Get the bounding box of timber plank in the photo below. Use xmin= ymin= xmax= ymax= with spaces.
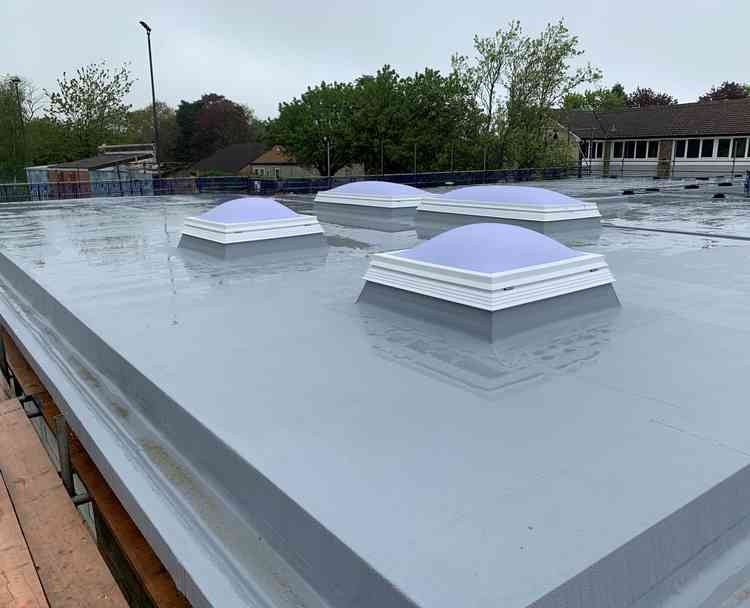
xmin=0 ymin=470 xmax=49 ymax=608
xmin=1 ymin=332 xmax=45 ymax=397
xmin=73 ymin=451 xmax=190 ymax=608
xmin=0 ymin=399 xmax=128 ymax=607
xmin=1 ymin=332 xmax=189 ymax=607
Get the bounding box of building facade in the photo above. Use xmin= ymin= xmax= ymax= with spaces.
xmin=557 ymin=98 xmax=750 ymax=177
xmin=246 ymin=145 xmax=364 ymax=179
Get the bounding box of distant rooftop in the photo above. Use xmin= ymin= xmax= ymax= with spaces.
xmin=557 ymin=97 xmax=750 ymax=139
xmin=49 ymin=152 xmax=153 ymax=170
xmin=190 ymin=142 xmax=266 ymax=173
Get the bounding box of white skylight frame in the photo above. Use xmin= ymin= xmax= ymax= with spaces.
xmin=315 ymin=191 xmax=427 ymax=209
xmin=182 ymin=215 xmax=323 ymax=244
xmin=363 ymin=250 xmax=614 ymax=311
xmin=417 ymin=196 xmax=601 ymax=221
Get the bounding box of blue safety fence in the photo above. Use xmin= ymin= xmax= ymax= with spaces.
xmin=1 ymin=165 xmax=579 ymax=203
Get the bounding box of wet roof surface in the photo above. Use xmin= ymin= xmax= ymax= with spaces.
xmin=2 ymin=176 xmax=750 ymax=607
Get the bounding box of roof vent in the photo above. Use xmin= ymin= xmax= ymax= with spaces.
xmin=179 ymin=197 xmax=324 ymax=257
xmin=315 ymin=181 xmax=427 ymax=209
xmin=359 ymin=223 xmax=617 ymax=339
xmin=417 ymin=185 xmax=600 ymax=227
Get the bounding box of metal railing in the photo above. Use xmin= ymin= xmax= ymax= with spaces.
xmin=0 ymin=165 xmax=582 ymax=203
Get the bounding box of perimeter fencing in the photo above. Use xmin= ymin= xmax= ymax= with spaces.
xmin=0 ymin=165 xmax=580 ymax=203
xmin=2 ymin=163 xmax=747 ymax=203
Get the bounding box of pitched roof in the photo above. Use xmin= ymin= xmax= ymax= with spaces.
xmin=557 ymin=98 xmax=750 ymax=140
xmin=50 ymin=153 xmax=152 ymax=170
xmin=191 ymin=142 xmax=266 ymax=173
xmin=250 ymin=145 xmax=297 ymax=165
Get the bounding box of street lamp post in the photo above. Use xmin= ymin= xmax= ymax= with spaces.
xmin=139 ymin=20 xmax=160 ymax=169
xmin=9 ymin=77 xmax=25 ymax=180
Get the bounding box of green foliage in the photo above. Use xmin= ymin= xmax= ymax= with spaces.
xmin=175 ymin=94 xmax=260 ymax=164
xmin=122 ymin=101 xmax=178 ymax=162
xmin=45 ymin=62 xmax=135 ymax=158
xmin=266 ymin=80 xmax=358 ymax=175
xmin=563 ymin=84 xmax=626 ymax=112
xmin=453 ymin=19 xmax=601 ymax=168
xmin=267 ymin=65 xmax=484 ymax=175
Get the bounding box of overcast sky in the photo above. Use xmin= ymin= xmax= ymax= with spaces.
xmin=3 ymin=0 xmax=749 ymax=119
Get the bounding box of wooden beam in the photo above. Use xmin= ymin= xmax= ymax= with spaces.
xmin=0 ymin=470 xmax=49 ymax=608
xmin=1 ymin=329 xmax=190 ymax=608
xmin=1 ymin=330 xmax=45 ymax=397
xmin=0 ymin=398 xmax=128 ymax=607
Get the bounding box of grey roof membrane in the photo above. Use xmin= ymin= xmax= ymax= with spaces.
xmin=1 ymin=178 xmax=750 ymax=608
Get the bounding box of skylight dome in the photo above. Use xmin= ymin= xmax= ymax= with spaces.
xmin=315 ymin=180 xmax=428 ymax=208
xmin=179 ymin=197 xmax=323 ymax=254
xmin=360 ymin=224 xmax=616 ymax=330
xmin=396 ymin=223 xmax=579 ymax=273
xmin=417 ymin=185 xmax=600 ymax=222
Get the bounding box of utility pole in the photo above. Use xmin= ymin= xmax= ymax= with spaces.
xmin=380 ymin=140 xmax=384 ymax=176
xmin=139 ymin=21 xmax=161 ymax=170
xmin=326 ymin=137 xmax=331 ymax=185
xmin=10 ymin=77 xmax=25 ymax=180
xmin=413 ymin=143 xmax=417 ymax=183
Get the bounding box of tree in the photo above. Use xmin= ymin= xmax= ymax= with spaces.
xmin=124 ymin=102 xmax=178 ymax=162
xmin=0 ymin=75 xmax=47 ymax=181
xmin=453 ymin=20 xmax=600 ymax=168
xmin=699 ymin=81 xmax=750 ymax=102
xmin=45 ymin=62 xmax=134 ymax=158
xmin=451 ymin=21 xmax=522 ymax=135
xmin=266 ymin=81 xmax=357 ymax=175
xmin=174 ymin=94 xmax=259 ymax=164
xmin=563 ymin=84 xmax=626 ymax=112
xmin=624 ymin=87 xmax=677 ymax=107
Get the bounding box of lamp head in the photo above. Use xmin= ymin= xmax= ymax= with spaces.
xmin=139 ymin=20 xmax=151 ymax=33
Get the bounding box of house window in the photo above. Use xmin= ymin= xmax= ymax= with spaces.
xmin=274 ymin=167 xmax=281 ymax=179
xmin=686 ymin=139 xmax=700 ymax=158
xmin=700 ymin=139 xmax=714 ymax=158
xmin=635 ymin=141 xmax=647 ymax=158
xmin=648 ymin=141 xmax=659 ymax=158
xmin=675 ymin=140 xmax=686 ymax=157
xmin=716 ymin=139 xmax=731 ymax=158
xmin=624 ymin=141 xmax=636 ymax=158
xmin=595 ymin=142 xmax=603 ymax=159
xmin=733 ymin=138 xmax=748 ymax=158
xmin=613 ymin=141 xmax=623 ymax=158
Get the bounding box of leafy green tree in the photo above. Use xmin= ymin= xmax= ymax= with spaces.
xmin=0 ymin=75 xmax=46 ymax=180
xmin=351 ymin=66 xmax=404 ymax=173
xmin=45 ymin=62 xmax=135 ymax=158
xmin=124 ymin=101 xmax=178 ymax=162
xmin=267 ymin=81 xmax=357 ymax=175
xmin=563 ymin=84 xmax=626 ymax=112
xmin=452 ymin=20 xmax=600 ymax=168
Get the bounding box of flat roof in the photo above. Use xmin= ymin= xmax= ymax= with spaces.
xmin=1 ymin=178 xmax=750 ymax=607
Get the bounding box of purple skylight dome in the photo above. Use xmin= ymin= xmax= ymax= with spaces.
xmin=197 ymin=197 xmax=299 ymax=224
xmin=396 ymin=223 xmax=582 ymax=273
xmin=442 ymin=185 xmax=587 ymax=208
xmin=326 ymin=181 xmax=425 ymax=196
